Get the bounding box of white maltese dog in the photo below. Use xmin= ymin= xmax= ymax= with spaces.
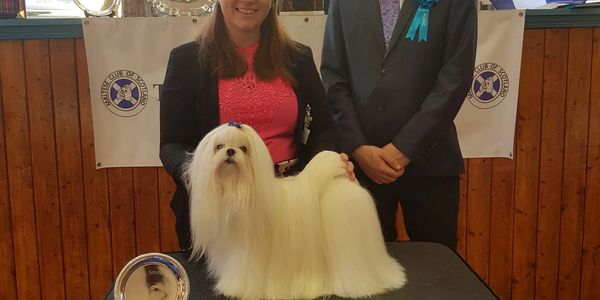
xmin=186 ymin=123 xmax=406 ymax=300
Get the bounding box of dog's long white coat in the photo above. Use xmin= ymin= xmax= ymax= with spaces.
xmin=187 ymin=124 xmax=406 ymax=299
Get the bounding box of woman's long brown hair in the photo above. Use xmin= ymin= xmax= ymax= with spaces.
xmin=196 ymin=0 xmax=301 ymax=85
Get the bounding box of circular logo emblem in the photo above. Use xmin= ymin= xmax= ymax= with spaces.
xmin=101 ymin=70 xmax=148 ymax=117
xmin=467 ymin=63 xmax=509 ymax=109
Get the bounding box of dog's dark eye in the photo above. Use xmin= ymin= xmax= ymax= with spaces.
xmin=216 ymin=144 xmax=224 ymax=150
xmin=240 ymin=146 xmax=247 ymax=153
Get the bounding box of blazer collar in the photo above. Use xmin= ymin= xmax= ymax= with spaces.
xmin=367 ymin=0 xmax=386 ymax=56
xmin=207 ymin=75 xmax=220 ymax=128
xmin=385 ymin=0 xmax=418 ymax=58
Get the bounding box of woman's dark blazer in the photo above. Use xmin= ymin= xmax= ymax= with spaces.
xmin=159 ymin=41 xmax=339 ymax=249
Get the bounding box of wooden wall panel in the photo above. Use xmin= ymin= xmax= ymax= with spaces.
xmin=395 ymin=206 xmax=410 ymax=241
xmin=158 ymin=168 xmax=180 ymax=253
xmin=557 ymin=28 xmax=593 ymax=300
xmin=108 ymin=168 xmax=136 ymax=276
xmin=49 ymin=39 xmax=91 ymax=300
xmin=0 ymin=40 xmax=42 ymax=300
xmin=134 ymin=168 xmax=161 ymax=254
xmin=466 ymin=158 xmax=491 ymax=281
xmin=0 ymin=27 xmax=599 ymax=299
xmin=0 ymin=46 xmax=18 ymax=300
xmin=24 ymin=39 xmax=66 ymax=300
xmin=75 ymin=39 xmax=114 ymax=300
xmin=580 ymin=27 xmax=600 ymax=300
xmin=535 ymin=28 xmax=568 ymax=300
xmin=512 ymin=29 xmax=544 ymax=300
xmin=488 ymin=158 xmax=515 ymax=300
xmin=456 ymin=161 xmax=468 ymax=259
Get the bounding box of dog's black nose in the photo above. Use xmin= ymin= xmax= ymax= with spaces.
xmin=226 ymin=148 xmax=235 ymax=157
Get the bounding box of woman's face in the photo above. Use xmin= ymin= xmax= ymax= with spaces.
xmin=220 ymin=0 xmax=272 ymax=39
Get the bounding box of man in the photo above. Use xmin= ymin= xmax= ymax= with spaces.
xmin=321 ymin=0 xmax=477 ymax=248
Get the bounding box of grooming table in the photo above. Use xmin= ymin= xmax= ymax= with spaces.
xmin=105 ymin=242 xmax=498 ymax=299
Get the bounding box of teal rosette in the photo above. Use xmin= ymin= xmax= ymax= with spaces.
xmin=406 ymin=0 xmax=440 ymax=42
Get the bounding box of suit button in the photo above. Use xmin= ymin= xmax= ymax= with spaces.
xmin=378 ymin=106 xmax=384 ymax=112
xmin=381 ymin=68 xmax=386 ymax=76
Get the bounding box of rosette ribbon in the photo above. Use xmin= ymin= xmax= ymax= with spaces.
xmin=406 ymin=0 xmax=439 ymax=42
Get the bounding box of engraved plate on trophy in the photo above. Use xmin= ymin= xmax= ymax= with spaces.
xmin=147 ymin=0 xmax=215 ymax=16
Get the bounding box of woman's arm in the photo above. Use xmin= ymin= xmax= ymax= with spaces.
xmin=159 ymin=42 xmax=202 ymax=185
xmin=296 ymin=45 xmax=340 ymax=158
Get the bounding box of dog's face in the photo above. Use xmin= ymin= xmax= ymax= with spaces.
xmin=193 ymin=123 xmax=274 ymax=188
xmin=187 ymin=123 xmax=276 ymax=210
xmin=210 ymin=126 xmax=254 ymax=181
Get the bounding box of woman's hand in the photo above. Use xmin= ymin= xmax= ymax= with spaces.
xmin=340 ymin=153 xmax=356 ymax=181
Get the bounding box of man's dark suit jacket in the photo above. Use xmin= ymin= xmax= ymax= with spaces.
xmin=160 ymin=41 xmax=338 ymax=248
xmin=321 ymin=0 xmax=477 ymax=177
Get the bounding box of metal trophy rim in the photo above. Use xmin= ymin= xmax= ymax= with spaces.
xmin=73 ymin=0 xmax=121 ymax=17
xmin=113 ymin=252 xmax=190 ymax=300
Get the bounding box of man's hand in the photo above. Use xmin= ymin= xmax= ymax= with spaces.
xmin=352 ymin=145 xmax=404 ymax=184
xmin=382 ymin=143 xmax=411 ymax=170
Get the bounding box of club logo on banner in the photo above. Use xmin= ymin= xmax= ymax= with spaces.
xmin=454 ymin=10 xmax=524 ymax=159
xmin=101 ymin=70 xmax=148 ymax=117
xmin=467 ymin=62 xmax=510 ymax=109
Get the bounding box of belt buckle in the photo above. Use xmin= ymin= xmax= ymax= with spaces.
xmin=276 ymin=159 xmax=298 ymax=176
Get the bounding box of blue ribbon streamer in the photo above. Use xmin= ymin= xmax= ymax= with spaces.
xmin=406 ymin=6 xmax=430 ymax=42
xmin=406 ymin=0 xmax=438 ymax=42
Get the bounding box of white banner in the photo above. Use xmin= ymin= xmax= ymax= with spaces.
xmin=83 ymin=11 xmax=523 ymax=168
xmin=455 ymin=10 xmax=525 ymax=159
xmin=82 ymin=15 xmax=325 ymax=168
xmin=83 ymin=17 xmax=203 ymax=168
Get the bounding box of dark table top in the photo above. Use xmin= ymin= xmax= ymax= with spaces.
xmin=106 ymin=242 xmax=498 ymax=300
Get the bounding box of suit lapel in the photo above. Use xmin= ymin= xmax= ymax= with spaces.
xmin=366 ymin=0 xmax=386 ymax=56
xmin=385 ymin=0 xmax=418 ymax=58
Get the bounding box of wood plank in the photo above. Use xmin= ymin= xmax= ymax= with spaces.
xmin=557 ymin=28 xmax=593 ymax=300
xmin=75 ymin=39 xmax=113 ymax=300
xmin=0 ymin=42 xmax=18 ymax=300
xmin=24 ymin=39 xmax=66 ymax=300
xmin=466 ymin=158 xmax=491 ymax=281
xmin=395 ymin=204 xmax=410 ymax=241
xmin=158 ymin=168 xmax=180 ymax=252
xmin=534 ymin=28 xmax=569 ymax=300
xmin=456 ymin=159 xmax=468 ymax=259
xmin=489 ymin=158 xmax=515 ymax=300
xmin=0 ymin=40 xmax=42 ymax=300
xmin=512 ymin=29 xmax=544 ymax=300
xmin=580 ymin=26 xmax=600 ymax=300
xmin=109 ymin=168 xmax=136 ymax=276
xmin=134 ymin=168 xmax=161 ymax=254
xmin=49 ymin=39 xmax=90 ymax=300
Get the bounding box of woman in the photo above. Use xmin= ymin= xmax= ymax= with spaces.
xmin=160 ymin=0 xmax=351 ymax=249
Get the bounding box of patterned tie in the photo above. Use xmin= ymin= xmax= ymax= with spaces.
xmin=380 ymin=0 xmax=400 ymax=49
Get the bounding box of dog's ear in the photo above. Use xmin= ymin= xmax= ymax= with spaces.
xmin=185 ymin=124 xmax=228 ymax=192
xmin=242 ymin=126 xmax=274 ymax=169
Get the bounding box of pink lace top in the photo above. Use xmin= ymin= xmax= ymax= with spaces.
xmin=218 ymin=42 xmax=298 ymax=163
